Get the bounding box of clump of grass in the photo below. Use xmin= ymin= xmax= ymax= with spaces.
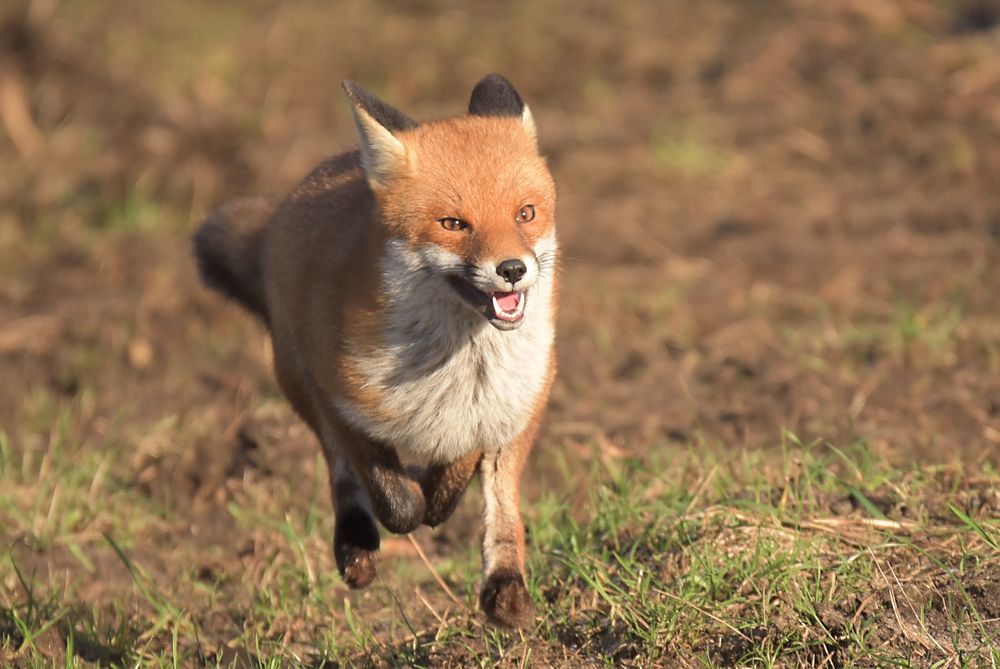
xmin=523 ymin=438 xmax=1000 ymax=667
xmin=100 ymin=189 xmax=177 ymax=233
xmin=652 ymin=124 xmax=731 ymax=177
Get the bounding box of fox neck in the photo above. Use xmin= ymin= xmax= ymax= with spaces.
xmin=336 ymin=235 xmax=555 ymax=463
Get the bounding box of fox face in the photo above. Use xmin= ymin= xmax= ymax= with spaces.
xmin=345 ymin=78 xmax=556 ymax=330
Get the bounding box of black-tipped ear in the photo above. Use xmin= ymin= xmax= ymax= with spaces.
xmin=469 ymin=74 xmax=537 ymax=142
xmin=468 ymin=74 xmax=525 ymax=117
xmin=342 ymin=81 xmax=418 ymax=133
xmin=342 ymin=81 xmax=417 ymax=188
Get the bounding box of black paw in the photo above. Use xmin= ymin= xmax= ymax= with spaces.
xmin=334 ymin=507 xmax=380 ymax=589
xmin=479 ymin=569 xmax=534 ymax=628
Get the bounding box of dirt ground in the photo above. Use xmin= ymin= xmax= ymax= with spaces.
xmin=1 ymin=0 xmax=1000 ymax=666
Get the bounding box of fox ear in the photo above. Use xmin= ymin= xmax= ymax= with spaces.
xmin=468 ymin=74 xmax=536 ymax=142
xmin=342 ymin=81 xmax=418 ymax=188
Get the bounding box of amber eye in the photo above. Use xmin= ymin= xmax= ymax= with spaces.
xmin=516 ymin=205 xmax=536 ymax=223
xmin=440 ymin=217 xmax=469 ymax=232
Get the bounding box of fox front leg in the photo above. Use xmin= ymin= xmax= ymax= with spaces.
xmin=478 ymin=427 xmax=536 ymax=628
xmin=330 ymin=451 xmax=380 ymax=589
xmin=322 ymin=416 xmax=427 ymax=588
xmin=322 ymin=413 xmax=427 ymax=536
xmin=420 ymin=449 xmax=483 ymax=527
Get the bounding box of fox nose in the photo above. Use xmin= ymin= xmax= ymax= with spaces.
xmin=496 ymin=259 xmax=527 ymax=284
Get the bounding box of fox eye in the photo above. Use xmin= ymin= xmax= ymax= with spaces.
xmin=440 ymin=217 xmax=469 ymax=232
xmin=516 ymin=205 xmax=536 ymax=223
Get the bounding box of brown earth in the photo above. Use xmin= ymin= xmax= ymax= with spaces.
xmin=1 ymin=0 xmax=999 ymax=666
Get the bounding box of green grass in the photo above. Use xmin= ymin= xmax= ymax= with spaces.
xmin=2 ymin=421 xmax=998 ymax=667
xmin=523 ymin=441 xmax=999 ymax=667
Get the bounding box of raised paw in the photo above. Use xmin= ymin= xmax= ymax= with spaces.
xmin=479 ymin=568 xmax=534 ymax=629
xmin=371 ymin=476 xmax=426 ymax=534
xmin=334 ymin=507 xmax=380 ymax=589
xmin=421 ymin=487 xmax=463 ymax=528
xmin=420 ymin=450 xmax=482 ymax=528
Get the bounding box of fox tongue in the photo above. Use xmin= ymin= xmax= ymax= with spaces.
xmin=494 ymin=291 xmax=520 ymax=313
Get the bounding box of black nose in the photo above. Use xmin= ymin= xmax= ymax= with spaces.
xmin=496 ymin=259 xmax=527 ymax=284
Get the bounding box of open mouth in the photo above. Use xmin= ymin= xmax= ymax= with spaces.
xmin=491 ymin=290 xmax=526 ymax=322
xmin=446 ymin=276 xmax=527 ymax=330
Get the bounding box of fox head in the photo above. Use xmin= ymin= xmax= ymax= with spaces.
xmin=342 ymin=75 xmax=557 ymax=331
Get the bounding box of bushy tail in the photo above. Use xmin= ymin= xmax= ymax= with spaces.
xmin=193 ymin=196 xmax=281 ymax=324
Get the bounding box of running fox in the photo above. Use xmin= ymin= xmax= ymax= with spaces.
xmin=193 ymin=75 xmax=557 ymax=628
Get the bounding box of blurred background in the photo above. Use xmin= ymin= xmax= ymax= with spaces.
xmin=1 ymin=0 xmax=999 ymax=664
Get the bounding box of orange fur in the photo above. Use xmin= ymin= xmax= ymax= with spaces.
xmin=194 ymin=75 xmax=558 ymax=628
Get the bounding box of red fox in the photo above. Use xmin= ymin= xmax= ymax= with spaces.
xmin=194 ymin=75 xmax=557 ymax=628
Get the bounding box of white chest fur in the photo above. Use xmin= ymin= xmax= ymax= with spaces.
xmin=335 ymin=240 xmax=555 ymax=463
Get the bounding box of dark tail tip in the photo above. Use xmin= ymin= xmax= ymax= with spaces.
xmin=192 ymin=201 xmax=272 ymax=324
